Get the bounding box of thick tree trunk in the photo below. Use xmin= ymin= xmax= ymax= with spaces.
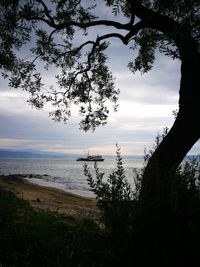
xmin=140 ymin=113 xmax=200 ymax=208
xmin=140 ymin=51 xmax=200 ymax=207
xmin=136 ymin=51 xmax=200 ymax=265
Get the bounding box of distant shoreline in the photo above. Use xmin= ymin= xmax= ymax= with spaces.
xmin=0 ymin=175 xmax=98 ymax=218
xmin=0 ymin=149 xmax=144 ymax=159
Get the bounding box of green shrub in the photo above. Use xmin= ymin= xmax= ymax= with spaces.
xmin=84 ymin=145 xmax=136 ymax=235
xmin=85 ymin=133 xmax=200 ymax=266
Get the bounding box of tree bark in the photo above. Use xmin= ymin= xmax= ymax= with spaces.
xmin=140 ymin=49 xmax=200 ymax=206
xmin=137 ymin=45 xmax=200 ymax=265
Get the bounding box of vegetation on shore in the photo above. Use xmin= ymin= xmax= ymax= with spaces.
xmin=0 ymin=187 xmax=109 ymax=267
xmin=84 ymin=136 xmax=200 ymax=266
xmin=1 ymin=134 xmax=200 ymax=266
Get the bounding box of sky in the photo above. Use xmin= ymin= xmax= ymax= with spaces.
xmin=0 ymin=2 xmax=199 ymax=156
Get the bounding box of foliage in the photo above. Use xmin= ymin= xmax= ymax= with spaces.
xmin=0 ymin=187 xmax=110 ymax=267
xmin=0 ymin=0 xmax=199 ymax=130
xmin=84 ymin=145 xmax=140 ymax=265
xmin=85 ymin=145 xmax=133 ymax=203
xmin=1 ymin=132 xmax=200 ymax=266
xmin=84 ymin=145 xmax=135 ymax=235
xmin=85 ymin=135 xmax=200 ymax=266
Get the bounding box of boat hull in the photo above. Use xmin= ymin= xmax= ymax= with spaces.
xmin=76 ymin=158 xmax=104 ymax=162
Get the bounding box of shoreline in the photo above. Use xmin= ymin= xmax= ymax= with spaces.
xmin=26 ymin=176 xmax=95 ymax=198
xmin=0 ymin=175 xmax=98 ymax=218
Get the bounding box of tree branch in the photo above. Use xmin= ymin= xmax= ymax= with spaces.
xmin=129 ymin=0 xmax=198 ymax=57
xmin=36 ymin=0 xmax=55 ymax=24
xmin=124 ymin=20 xmax=148 ymax=44
xmin=130 ymin=0 xmax=179 ymax=33
xmin=24 ymin=10 xmax=133 ymax=32
xmin=97 ymin=33 xmax=129 ymax=44
xmin=74 ymin=40 xmax=95 ymax=53
xmin=68 ymin=19 xmax=131 ymax=31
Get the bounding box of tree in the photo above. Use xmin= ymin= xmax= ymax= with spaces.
xmin=85 ymin=135 xmax=200 ymax=266
xmin=0 ymin=0 xmax=200 ymax=257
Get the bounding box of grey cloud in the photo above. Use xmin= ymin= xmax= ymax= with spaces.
xmin=0 ymin=106 xmax=167 ymax=154
xmin=109 ymin=55 xmax=180 ymax=105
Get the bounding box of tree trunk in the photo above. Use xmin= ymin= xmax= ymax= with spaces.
xmin=140 ymin=50 xmax=200 ymax=206
xmin=136 ymin=51 xmax=200 ymax=265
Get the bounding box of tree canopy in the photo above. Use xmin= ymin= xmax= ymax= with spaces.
xmin=1 ymin=2 xmax=200 ymax=264
xmin=0 ymin=0 xmax=199 ymax=130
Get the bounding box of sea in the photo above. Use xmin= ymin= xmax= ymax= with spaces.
xmin=0 ymin=157 xmax=143 ymax=197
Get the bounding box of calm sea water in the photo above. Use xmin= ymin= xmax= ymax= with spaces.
xmin=0 ymin=158 xmax=143 ymax=197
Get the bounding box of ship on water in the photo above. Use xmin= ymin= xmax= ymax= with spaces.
xmin=76 ymin=154 xmax=104 ymax=162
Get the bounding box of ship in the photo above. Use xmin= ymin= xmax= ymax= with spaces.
xmin=76 ymin=154 xmax=104 ymax=162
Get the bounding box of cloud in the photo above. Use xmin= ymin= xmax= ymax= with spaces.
xmin=111 ymin=53 xmax=180 ymax=105
xmin=0 ymin=68 xmax=181 ymax=156
xmin=0 ymin=104 xmax=168 ymax=155
xmin=0 ymin=11 xmax=199 ymax=156
xmin=0 ymin=138 xmax=30 ymax=149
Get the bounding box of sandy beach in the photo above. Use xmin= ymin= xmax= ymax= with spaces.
xmin=0 ymin=175 xmax=98 ymax=218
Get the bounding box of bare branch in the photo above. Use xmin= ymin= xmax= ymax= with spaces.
xmin=48 ymin=29 xmax=58 ymax=41
xmin=57 ymin=19 xmax=131 ymax=31
xmin=74 ymin=40 xmax=95 ymax=53
xmin=97 ymin=32 xmax=129 ymax=44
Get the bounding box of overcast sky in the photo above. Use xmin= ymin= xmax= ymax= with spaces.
xmin=0 ymin=2 xmax=199 ymax=156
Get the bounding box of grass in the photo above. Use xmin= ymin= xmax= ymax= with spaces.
xmin=0 ymin=188 xmax=110 ymax=267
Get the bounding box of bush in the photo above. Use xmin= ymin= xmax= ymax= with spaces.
xmin=85 ymin=134 xmax=200 ymax=266
xmin=0 ymin=188 xmax=108 ymax=267
xmin=84 ymin=145 xmax=136 ymax=232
